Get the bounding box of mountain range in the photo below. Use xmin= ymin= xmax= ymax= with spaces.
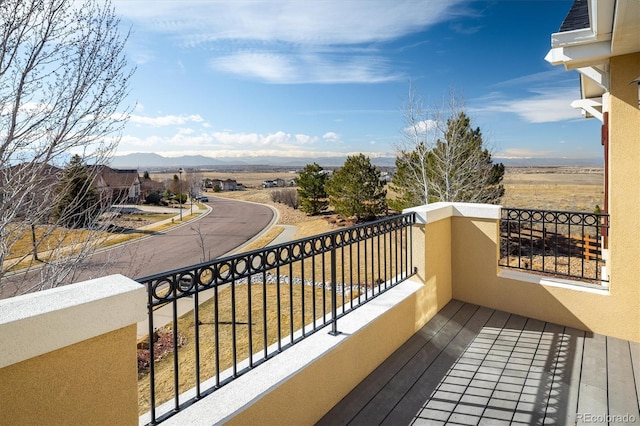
xmin=109 ymin=152 xmax=603 ymax=171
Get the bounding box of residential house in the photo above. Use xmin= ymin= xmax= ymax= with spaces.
xmin=202 ymin=178 xmax=217 ymax=189
xmin=203 ymin=178 xmax=238 ymax=191
xmin=93 ymin=166 xmax=141 ymax=204
xmin=221 ymin=178 xmax=238 ymax=191
xmin=262 ymin=178 xmax=285 ymax=188
xmin=0 ymin=163 xmax=62 ymax=218
xmin=1 ymin=1 xmax=638 ymax=425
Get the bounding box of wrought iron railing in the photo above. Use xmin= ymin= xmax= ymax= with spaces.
xmin=137 ymin=212 xmax=416 ymax=424
xmin=499 ymin=208 xmax=608 ymax=283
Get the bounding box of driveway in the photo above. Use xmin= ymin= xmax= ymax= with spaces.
xmin=0 ymin=197 xmax=276 ymax=298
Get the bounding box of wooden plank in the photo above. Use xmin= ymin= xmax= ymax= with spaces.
xmin=526 ymin=321 xmax=564 ymax=426
xmin=630 ymin=341 xmax=640 ymax=413
xmin=607 ymin=336 xmax=640 ymax=425
xmin=545 ymin=326 xmax=585 ymax=426
xmin=508 ymin=317 xmax=547 ymax=425
xmin=359 ymin=303 xmax=486 ymax=425
xmin=315 ymin=299 xmax=465 ymax=426
xmin=577 ymin=332 xmax=608 ymax=426
xmin=378 ymin=305 xmax=498 ymax=425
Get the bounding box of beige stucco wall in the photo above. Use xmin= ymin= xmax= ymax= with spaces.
xmin=0 ymin=275 xmax=146 ymax=425
xmin=423 ymin=218 xmax=453 ymax=313
xmin=450 ymin=216 xmax=639 ymax=342
xmin=605 ymin=52 xmax=640 ymax=337
xmin=0 ymin=324 xmax=139 ymax=425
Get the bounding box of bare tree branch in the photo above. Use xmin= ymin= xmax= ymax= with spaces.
xmin=0 ymin=0 xmax=135 ymax=296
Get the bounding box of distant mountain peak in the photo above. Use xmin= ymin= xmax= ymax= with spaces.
xmin=109 ymin=152 xmax=603 ymax=171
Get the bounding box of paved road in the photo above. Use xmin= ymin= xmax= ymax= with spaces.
xmin=0 ymin=197 xmax=275 ymax=298
xmin=92 ymin=197 xmax=276 ymax=280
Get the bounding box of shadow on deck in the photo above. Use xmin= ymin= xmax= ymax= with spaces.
xmin=318 ymin=300 xmax=640 ymax=425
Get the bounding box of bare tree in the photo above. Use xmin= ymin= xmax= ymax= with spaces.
xmin=390 ymin=82 xmax=439 ymax=210
xmin=0 ymin=0 xmax=135 ymax=296
xmin=191 ymin=224 xmax=209 ymax=263
xmin=185 ymin=170 xmax=203 ymax=197
xmin=391 ymin=85 xmax=504 ymax=211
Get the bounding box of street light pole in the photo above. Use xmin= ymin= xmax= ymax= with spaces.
xmin=179 ymin=167 xmax=184 ymax=221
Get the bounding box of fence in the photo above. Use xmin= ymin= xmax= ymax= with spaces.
xmin=499 ymin=208 xmax=609 ymax=283
xmin=137 ymin=212 xmax=416 ymax=424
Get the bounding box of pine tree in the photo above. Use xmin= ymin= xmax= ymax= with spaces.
xmin=389 ymin=143 xmax=429 ymax=211
xmin=326 ymin=154 xmax=387 ymax=221
xmin=54 ymin=155 xmax=101 ymax=228
xmin=297 ymin=162 xmax=329 ymax=215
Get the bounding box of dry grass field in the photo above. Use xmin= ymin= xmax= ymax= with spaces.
xmin=164 ymin=166 xmax=605 ymax=246
xmin=150 ymin=171 xmax=299 ymax=190
xmin=138 ymin=283 xmax=340 ymax=414
xmin=501 ymin=166 xmax=604 ymax=213
xmin=186 ymin=166 xmax=605 ymax=216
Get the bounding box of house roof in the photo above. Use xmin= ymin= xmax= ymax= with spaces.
xmin=559 ymin=0 xmax=590 ymax=32
xmin=0 ymin=163 xmax=62 ymax=190
xmin=545 ymin=0 xmax=640 ymax=121
xmin=93 ymin=166 xmax=140 ymax=189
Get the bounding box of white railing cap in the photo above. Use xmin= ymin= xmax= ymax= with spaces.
xmin=404 ymin=202 xmax=502 ymax=224
xmin=0 ymin=274 xmax=146 ymax=368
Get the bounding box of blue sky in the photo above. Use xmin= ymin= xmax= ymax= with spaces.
xmin=111 ymin=0 xmax=603 ymax=162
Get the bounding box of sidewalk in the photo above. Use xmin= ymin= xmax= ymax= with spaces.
xmin=266 ymin=224 xmax=298 ymax=246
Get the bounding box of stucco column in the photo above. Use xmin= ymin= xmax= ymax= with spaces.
xmin=0 ymin=274 xmax=147 ymax=425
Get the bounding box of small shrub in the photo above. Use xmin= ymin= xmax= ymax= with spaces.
xmin=270 ymin=189 xmax=299 ymax=209
xmin=144 ymin=192 xmax=162 ymax=205
xmin=137 ymin=329 xmax=186 ymax=377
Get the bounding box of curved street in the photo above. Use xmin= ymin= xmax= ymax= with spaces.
xmin=94 ymin=196 xmax=276 ymax=280
xmin=0 ymin=197 xmax=275 ymax=298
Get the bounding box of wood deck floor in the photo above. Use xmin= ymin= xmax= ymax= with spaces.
xmin=317 ymin=300 xmax=640 ymax=426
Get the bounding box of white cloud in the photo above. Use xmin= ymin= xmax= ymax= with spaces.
xmin=413 ymin=119 xmax=439 ymax=133
xmin=115 ymin=1 xmax=466 ymax=45
xmin=478 ymin=87 xmax=584 ymax=123
xmin=116 ymin=128 xmax=370 ymax=158
xmin=495 ymin=148 xmax=556 ymax=159
xmin=114 ymin=0 xmax=468 ymax=84
xmin=475 ymin=70 xmax=586 ymax=124
xmin=119 ymin=134 xmax=164 ymax=148
xmin=210 ymin=53 xmax=299 ymax=84
xmin=210 ymin=52 xmax=399 ymax=84
xmin=129 ymin=114 xmax=205 ymax=127
xmin=402 ymin=119 xmax=440 ymax=141
xmin=323 ymin=132 xmax=341 ymax=143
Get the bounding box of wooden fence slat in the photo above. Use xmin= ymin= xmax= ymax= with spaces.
xmin=502 ymin=225 xmax=602 ymax=261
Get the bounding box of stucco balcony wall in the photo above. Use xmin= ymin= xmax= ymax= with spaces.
xmin=408 ymin=202 xmax=639 ymax=343
xmin=0 ymin=275 xmax=147 ymax=426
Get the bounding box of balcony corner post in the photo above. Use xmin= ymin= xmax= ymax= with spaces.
xmin=329 ymin=233 xmax=340 ymax=336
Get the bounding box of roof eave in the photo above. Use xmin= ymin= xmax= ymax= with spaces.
xmin=545 ymin=0 xmax=614 ymax=67
xmin=544 ymin=0 xmax=617 ymax=122
xmin=545 ymin=40 xmax=612 ymax=69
